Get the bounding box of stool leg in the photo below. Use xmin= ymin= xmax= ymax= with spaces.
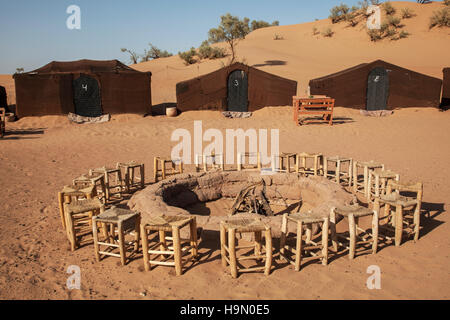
xmin=220 ymin=223 xmax=227 ymax=267
xmin=141 ymin=225 xmax=150 ymax=271
xmin=92 ymin=218 xmax=100 ymax=262
xmin=134 ymin=216 xmax=141 ymax=252
xmin=140 ymin=165 xmax=145 ymax=188
xmin=413 ymin=204 xmax=420 ymax=243
xmin=172 ymin=226 xmax=182 ymax=276
xmin=336 ymin=160 xmax=341 ymax=184
xmin=363 ymin=166 xmax=369 ymax=199
xmin=228 ymin=228 xmax=238 ymax=278
xmin=395 ymin=205 xmax=403 ymax=247
xmin=153 ymin=158 xmax=158 ymax=182
xmin=58 ymin=192 xmax=66 ymax=230
xmin=295 ymin=221 xmax=303 ymax=272
xmin=323 ymin=158 xmax=328 ymax=179
xmin=349 ymin=214 xmax=356 ymax=260
xmin=306 ymin=225 xmax=312 ymax=244
xmin=322 ymin=218 xmax=329 ymax=265
xmin=372 ymin=210 xmax=379 ymax=254
xmin=161 ymin=161 xmax=166 ymax=180
xmin=118 ymin=223 xmax=126 ymax=266
xmin=264 ymin=228 xmax=272 ymax=276
xmin=159 ymin=231 xmax=167 ymax=257
xmin=190 ymin=218 xmax=198 ymax=258
xmin=254 ymin=231 xmax=262 ymax=257
xmin=279 ymin=214 xmax=288 ymax=261
xmin=329 ymin=209 xmax=338 ymax=252
xmin=65 ymin=212 xmax=76 ymax=252
xmin=353 ymin=162 xmax=358 ymax=192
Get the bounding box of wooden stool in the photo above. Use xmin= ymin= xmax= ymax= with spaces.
xmin=153 ymin=157 xmax=183 ymax=182
xmin=237 ymin=152 xmax=261 ymax=171
xmin=195 ymin=153 xmax=224 ymax=172
xmin=58 ymin=184 xmax=96 ymax=230
xmin=220 ymin=218 xmax=272 ymax=278
xmin=323 ymin=156 xmax=353 ymax=186
xmin=330 ymin=206 xmax=379 ymax=260
xmin=117 ymin=161 xmax=145 ymax=192
xmin=295 ymin=152 xmax=323 ymax=176
xmin=90 ymin=166 xmax=123 ymax=201
xmin=352 ymin=160 xmax=384 ymax=198
xmin=64 ymin=198 xmax=105 ymax=251
xmin=92 ymin=207 xmax=141 ymax=266
xmin=374 ymin=181 xmax=423 ymax=247
xmin=271 ymin=152 xmax=297 ymax=173
xmin=73 ymin=173 xmax=107 ymax=203
xmin=280 ymin=212 xmax=328 ymax=271
xmin=367 ymin=170 xmax=399 ymax=201
xmin=141 ymin=215 xmax=198 ymax=276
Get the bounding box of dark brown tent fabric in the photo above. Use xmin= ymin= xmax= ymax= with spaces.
xmin=442 ymin=68 xmax=450 ymax=110
xmin=176 ymin=62 xmax=297 ymax=112
xmin=309 ymin=60 xmax=442 ymax=110
xmin=0 ymin=86 xmax=7 ymax=111
xmin=14 ymin=59 xmax=151 ymax=118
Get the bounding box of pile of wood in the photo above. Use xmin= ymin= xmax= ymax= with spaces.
xmin=229 ymin=180 xmax=274 ymax=216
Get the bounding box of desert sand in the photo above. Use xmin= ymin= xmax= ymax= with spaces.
xmin=0 ymin=1 xmax=449 ymax=299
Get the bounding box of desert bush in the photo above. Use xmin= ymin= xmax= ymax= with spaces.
xmin=329 ymin=4 xmax=350 ymax=23
xmin=198 ymin=41 xmax=226 ymax=60
xmin=385 ymin=27 xmax=397 ymax=38
xmin=312 ymin=26 xmax=320 ymax=35
xmin=273 ymin=34 xmax=284 ymax=40
xmin=368 ymin=29 xmax=382 ymax=41
xmin=250 ymin=20 xmax=279 ymax=31
xmin=383 ymin=2 xmax=396 ymax=16
xmin=322 ymin=27 xmax=334 ymax=37
xmin=345 ymin=11 xmax=359 ymax=27
xmin=398 ymin=30 xmax=410 ymax=38
xmin=401 ymin=8 xmax=415 ymax=19
xmin=429 ymin=7 xmax=450 ymax=28
xmin=178 ymin=47 xmax=197 ymax=65
xmin=387 ymin=16 xmax=402 ymax=28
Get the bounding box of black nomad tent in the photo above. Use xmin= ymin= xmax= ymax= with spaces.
xmin=14 ymin=59 xmax=152 ymax=118
xmin=309 ymin=60 xmax=442 ymax=110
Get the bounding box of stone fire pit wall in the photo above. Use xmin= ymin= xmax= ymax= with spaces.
xmin=128 ymin=171 xmax=356 ymax=239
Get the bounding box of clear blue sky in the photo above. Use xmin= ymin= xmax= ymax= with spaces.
xmin=0 ymin=0 xmax=417 ymax=74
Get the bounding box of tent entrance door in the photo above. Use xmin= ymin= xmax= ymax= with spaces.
xmin=227 ymin=70 xmax=248 ymax=112
xmin=366 ymin=67 xmax=389 ymax=111
xmin=73 ymin=75 xmax=102 ymax=117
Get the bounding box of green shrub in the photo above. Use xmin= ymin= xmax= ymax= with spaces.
xmin=387 ymin=16 xmax=402 ymax=28
xmin=401 ymin=8 xmax=415 ymax=19
xmin=273 ymin=34 xmax=284 ymax=40
xmin=329 ymin=4 xmax=350 ymax=23
xmin=383 ymin=2 xmax=396 ymax=15
xmin=322 ymin=27 xmax=334 ymax=37
xmin=178 ymin=47 xmax=197 ymax=65
xmin=198 ymin=41 xmax=226 ymax=60
xmin=398 ymin=30 xmax=410 ymax=38
xmin=385 ymin=27 xmax=397 ymax=38
xmin=429 ymin=8 xmax=450 ymax=28
xmin=368 ymin=29 xmax=382 ymax=41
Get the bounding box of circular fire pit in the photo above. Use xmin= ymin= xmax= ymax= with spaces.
xmin=128 ymin=171 xmax=356 ymax=239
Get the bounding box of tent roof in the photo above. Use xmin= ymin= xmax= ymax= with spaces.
xmin=310 ymin=59 xmax=440 ymax=82
xmin=25 ymin=59 xmax=148 ymax=74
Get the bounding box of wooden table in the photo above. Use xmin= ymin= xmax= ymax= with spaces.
xmin=293 ymin=96 xmax=335 ymax=126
